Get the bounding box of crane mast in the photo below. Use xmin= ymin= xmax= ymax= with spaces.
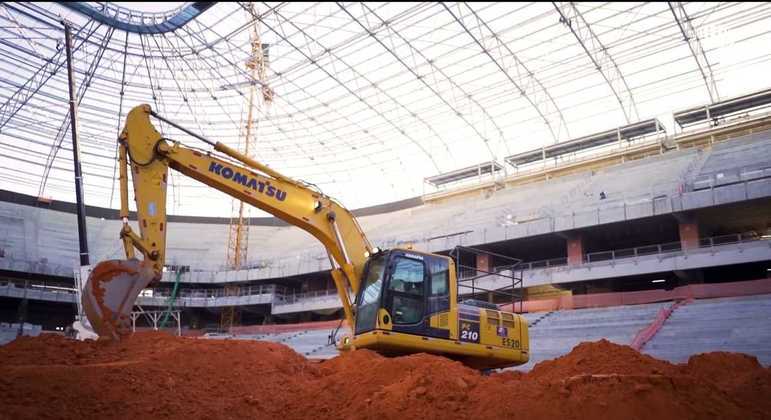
xmin=222 ymin=2 xmax=274 ymax=331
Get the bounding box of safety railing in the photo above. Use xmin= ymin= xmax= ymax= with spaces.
xmin=155 ymin=233 xmax=768 ymax=304
xmin=0 ymin=254 xmax=76 ymax=277
xmin=699 ymin=233 xmax=761 ymax=247
xmin=274 ymin=289 xmax=341 ymax=306
xmin=4 ymin=234 xmax=765 ymax=305
xmin=690 ymin=165 xmax=771 ymax=191
xmin=0 ymin=280 xmax=77 ymax=304
xmin=585 ymin=242 xmax=683 ymax=263
xmin=0 ymin=279 xmax=76 ymax=293
xmin=496 ymin=233 xmax=766 ymax=272
xmin=517 ymin=257 xmax=569 ymax=271
xmin=0 ymin=277 xmax=279 ymax=304
xmin=141 ymin=284 xmax=277 ymax=300
xmin=204 ymin=249 xmax=329 ymax=274
xmin=260 ymin=233 xmax=763 ymax=305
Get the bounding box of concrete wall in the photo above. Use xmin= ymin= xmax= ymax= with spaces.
xmin=1 ymin=126 xmax=769 ymax=283
xmin=5 ymin=240 xmax=768 ymax=313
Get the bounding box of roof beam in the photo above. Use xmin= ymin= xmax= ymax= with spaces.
xmin=338 ymin=2 xmax=498 ymax=161
xmin=244 ymin=3 xmax=441 ymax=172
xmin=552 ymin=2 xmax=639 ymax=123
xmin=668 ymin=2 xmax=720 ymax=103
xmin=357 ymin=2 xmax=501 ymax=157
xmin=38 ymin=26 xmax=116 ymax=198
xmin=236 ymin=2 xmax=425 ymax=179
xmin=267 ymin=3 xmax=451 ymax=168
xmin=60 ymin=2 xmax=216 ymax=34
xmin=443 ymin=3 xmax=569 ymax=143
xmin=0 ymin=18 xmax=101 ymax=133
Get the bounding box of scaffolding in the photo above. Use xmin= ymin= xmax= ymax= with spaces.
xmin=131 ymin=307 xmax=182 ymax=336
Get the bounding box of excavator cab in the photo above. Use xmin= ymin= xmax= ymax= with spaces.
xmin=348 ymin=248 xmax=529 ymax=370
xmin=354 ymin=249 xmax=451 ymax=337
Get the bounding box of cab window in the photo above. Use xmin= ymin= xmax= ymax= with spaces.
xmin=360 ymin=255 xmax=386 ymax=305
xmin=388 ymin=257 xmax=425 ymax=296
xmin=388 ymin=257 xmax=425 ymax=324
xmin=429 ymin=258 xmax=449 ymax=296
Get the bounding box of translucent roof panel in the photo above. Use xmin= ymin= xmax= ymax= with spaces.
xmin=0 ymin=2 xmax=770 ymax=216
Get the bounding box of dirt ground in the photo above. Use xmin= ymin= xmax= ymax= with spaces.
xmin=1 ymin=332 xmax=769 ymax=420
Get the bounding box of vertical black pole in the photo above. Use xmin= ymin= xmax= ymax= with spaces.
xmin=64 ymin=23 xmax=90 ymax=266
xmin=16 ymin=280 xmax=28 ymax=338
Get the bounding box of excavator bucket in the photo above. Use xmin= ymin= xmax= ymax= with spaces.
xmin=82 ymin=259 xmax=156 ymax=340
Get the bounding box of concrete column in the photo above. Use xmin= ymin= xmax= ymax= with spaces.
xmin=679 ymin=220 xmax=700 ymax=250
xmin=567 ymin=234 xmax=584 ymax=266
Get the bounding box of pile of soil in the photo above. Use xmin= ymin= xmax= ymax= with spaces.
xmin=1 ymin=333 xmax=769 ymax=419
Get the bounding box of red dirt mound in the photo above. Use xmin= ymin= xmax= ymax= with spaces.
xmin=0 ymin=332 xmax=769 ymax=420
xmin=684 ymin=352 xmax=771 ymax=416
xmin=526 ymin=339 xmax=680 ymax=381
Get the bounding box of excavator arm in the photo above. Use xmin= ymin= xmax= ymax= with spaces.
xmin=83 ymin=104 xmax=372 ymax=339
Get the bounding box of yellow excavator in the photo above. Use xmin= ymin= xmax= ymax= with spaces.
xmin=83 ymin=104 xmax=529 ymax=369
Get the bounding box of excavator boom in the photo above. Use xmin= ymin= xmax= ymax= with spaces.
xmin=83 ymin=105 xmax=371 ymax=339
xmin=84 ymin=104 xmax=530 ymax=371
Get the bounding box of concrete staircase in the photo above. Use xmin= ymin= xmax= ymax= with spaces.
xmin=228 ymin=294 xmax=771 ymax=369
xmin=525 ymin=311 xmax=554 ymax=328
xmin=512 ymin=302 xmax=670 ymax=371
xmin=643 ymin=294 xmax=771 ymax=365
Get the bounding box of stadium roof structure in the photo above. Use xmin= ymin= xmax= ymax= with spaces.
xmin=425 ymin=161 xmax=502 ymax=187
xmin=1 ymin=2 xmax=770 ymax=216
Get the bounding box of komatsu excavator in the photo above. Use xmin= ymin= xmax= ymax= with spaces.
xmin=83 ymin=104 xmax=529 ymax=369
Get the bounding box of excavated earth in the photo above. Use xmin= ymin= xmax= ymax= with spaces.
xmin=1 ymin=332 xmax=770 ymax=420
